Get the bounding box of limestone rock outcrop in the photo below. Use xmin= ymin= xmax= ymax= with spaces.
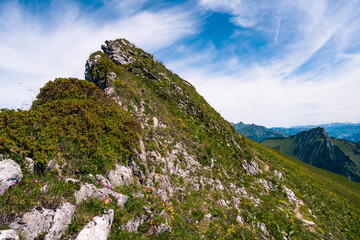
xmin=75 ymin=209 xmax=114 ymax=240
xmin=0 ymin=159 xmax=22 ymax=195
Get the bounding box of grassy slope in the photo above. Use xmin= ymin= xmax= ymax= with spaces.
xmin=262 ymin=131 xmax=360 ymax=181
xmin=1 ymin=39 xmax=360 ymax=239
xmin=85 ymin=39 xmax=360 ymax=239
xmin=250 ymin=140 xmax=360 ymax=239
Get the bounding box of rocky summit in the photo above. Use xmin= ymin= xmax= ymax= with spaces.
xmin=0 ymin=39 xmax=360 ymax=239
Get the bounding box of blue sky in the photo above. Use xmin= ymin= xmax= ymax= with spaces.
xmin=1 ymin=0 xmax=360 ymax=127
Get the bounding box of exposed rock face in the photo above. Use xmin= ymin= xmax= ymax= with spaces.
xmin=258 ymin=222 xmax=270 ymax=235
xmin=123 ymin=216 xmax=146 ymax=233
xmin=149 ymin=223 xmax=171 ymax=235
xmin=122 ymin=207 xmax=154 ymax=233
xmin=274 ymin=170 xmax=283 ymax=180
xmin=107 ymin=164 xmax=134 ymax=187
xmin=0 ymin=229 xmax=19 ymax=240
xmin=96 ymin=174 xmax=112 ymax=188
xmin=84 ymin=54 xmax=103 ymax=87
xmin=75 ymin=209 xmax=114 ymax=240
xmin=75 ymin=184 xmax=129 ymax=207
xmin=256 ymin=179 xmax=278 ymax=192
xmin=0 ymin=159 xmax=22 ymax=195
xmin=283 ymin=186 xmax=297 ymax=203
xmin=10 ymin=208 xmax=55 ymax=240
xmin=45 ymin=202 xmax=75 ymax=240
xmin=153 ymin=174 xmax=173 ymax=200
xmin=101 ymin=40 xmax=135 ymax=65
xmin=242 ymin=160 xmax=262 ymax=175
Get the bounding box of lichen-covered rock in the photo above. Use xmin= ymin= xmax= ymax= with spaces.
xmin=45 ymin=202 xmax=75 ymax=240
xmin=123 ymin=207 xmax=154 ymax=233
xmin=153 ymin=174 xmax=173 ymax=200
xmin=24 ymin=157 xmax=34 ymax=174
xmin=256 ymin=179 xmax=278 ymax=192
xmin=75 ymin=209 xmax=114 ymax=240
xmin=107 ymin=164 xmax=134 ymax=187
xmin=242 ymin=160 xmax=262 ymax=175
xmin=84 ymin=54 xmax=101 ymax=85
xmin=96 ymin=174 xmax=112 ymax=188
xmin=236 ymin=216 xmax=243 ymax=225
xmin=0 ymin=229 xmax=19 ymax=240
xmin=10 ymin=208 xmax=55 ymax=240
xmin=153 ymin=116 xmax=159 ymax=128
xmin=151 ymin=223 xmax=171 ymax=235
xmin=46 ymin=159 xmax=60 ymax=171
xmin=258 ymin=222 xmax=270 ymax=235
xmin=274 ymin=170 xmax=283 ymax=180
xmin=204 ymin=213 xmax=212 ymax=221
xmin=215 ymin=179 xmax=225 ymax=191
xmin=101 ymin=40 xmax=135 ymax=65
xmin=123 ymin=215 xmax=146 ymax=233
xmin=283 ymin=186 xmax=297 ymax=203
xmin=74 ymin=184 xmax=129 ymax=207
xmin=0 ymin=159 xmax=23 ymax=195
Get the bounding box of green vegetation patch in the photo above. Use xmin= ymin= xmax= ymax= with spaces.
xmin=0 ymin=78 xmax=141 ymax=174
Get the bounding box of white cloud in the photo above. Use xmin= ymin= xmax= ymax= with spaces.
xmin=0 ymin=0 xmax=198 ymax=109
xmin=1 ymin=0 xmax=359 ymax=128
xmin=165 ymin=0 xmax=360 ymax=127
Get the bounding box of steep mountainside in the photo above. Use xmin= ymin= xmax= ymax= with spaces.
xmin=272 ymin=122 xmax=360 ymax=142
xmin=233 ymin=122 xmax=287 ymax=142
xmin=262 ymin=127 xmax=360 ymax=182
xmin=1 ymin=39 xmax=360 ymax=240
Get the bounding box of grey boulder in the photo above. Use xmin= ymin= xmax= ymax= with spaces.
xmin=0 ymin=159 xmax=23 ymax=195
xmin=75 ymin=209 xmax=114 ymax=240
xmin=0 ymin=229 xmax=19 ymax=240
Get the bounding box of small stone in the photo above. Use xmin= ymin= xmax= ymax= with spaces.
xmin=153 ymin=117 xmax=159 ymax=128
xmin=274 ymin=170 xmax=282 ymax=180
xmin=25 ymin=157 xmax=34 ymax=174
xmin=236 ymin=216 xmax=243 ymax=225
xmin=41 ymin=185 xmax=49 ymax=193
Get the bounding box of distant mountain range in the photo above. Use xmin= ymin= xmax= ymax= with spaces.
xmin=232 ymin=122 xmax=287 ymax=142
xmin=233 ymin=122 xmax=360 ymax=143
xmin=262 ymin=127 xmax=360 ymax=183
xmin=271 ymin=122 xmax=360 ymax=142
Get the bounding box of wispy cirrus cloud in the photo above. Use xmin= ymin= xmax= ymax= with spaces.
xmin=169 ymin=0 xmax=360 ymax=127
xmin=0 ymin=0 xmax=198 ymax=109
xmin=1 ymin=0 xmax=359 ymax=127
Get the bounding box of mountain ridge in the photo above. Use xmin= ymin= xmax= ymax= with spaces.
xmin=262 ymin=127 xmax=360 ymax=182
xmin=233 ymin=122 xmax=287 ymax=142
xmin=271 ymin=122 xmax=360 ymax=142
xmin=0 ymin=39 xmax=360 ymax=239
